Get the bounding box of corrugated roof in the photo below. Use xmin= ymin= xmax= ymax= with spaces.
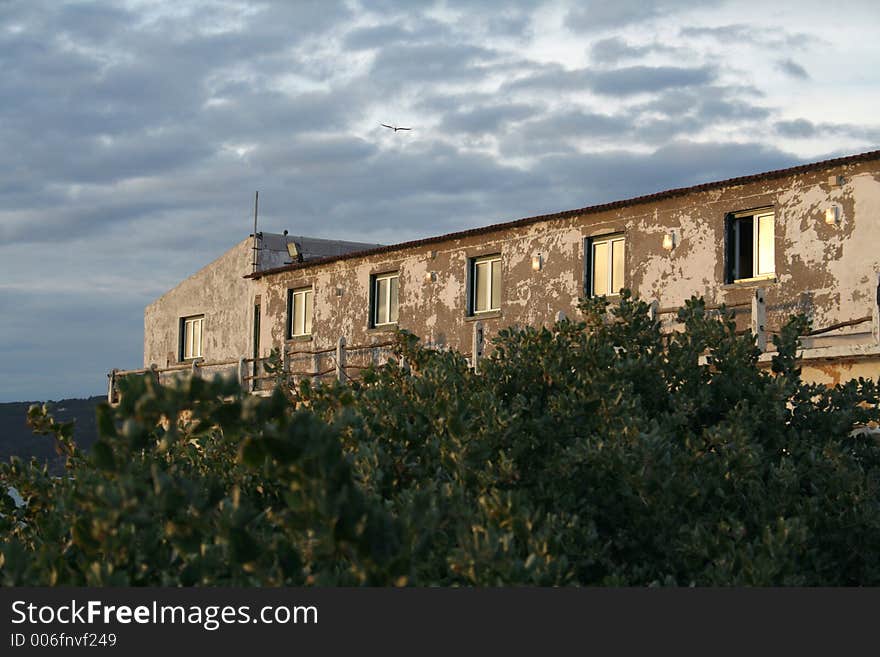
xmin=249 ymin=148 xmax=880 ymax=279
xmin=254 ymin=233 xmax=382 ymax=271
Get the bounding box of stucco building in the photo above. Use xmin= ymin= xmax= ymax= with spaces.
xmin=127 ymin=149 xmax=880 ymax=396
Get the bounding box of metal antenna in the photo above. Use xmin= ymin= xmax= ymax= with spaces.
xmin=251 ymin=190 xmax=259 ymax=273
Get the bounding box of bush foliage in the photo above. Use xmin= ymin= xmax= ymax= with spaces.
xmin=2 ymin=293 xmax=879 ymax=586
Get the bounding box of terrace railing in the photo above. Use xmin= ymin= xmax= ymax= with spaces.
xmin=109 ymin=274 xmax=880 ymax=403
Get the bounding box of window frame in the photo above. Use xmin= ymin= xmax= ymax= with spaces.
xmin=287 ymin=286 xmax=314 ymax=338
xmin=725 ymin=208 xmax=775 ymax=283
xmin=586 ymin=233 xmax=626 ymax=297
xmin=370 ymin=271 xmax=400 ymax=328
xmin=469 ymin=254 xmax=502 ymax=315
xmin=180 ymin=314 xmax=204 ymax=361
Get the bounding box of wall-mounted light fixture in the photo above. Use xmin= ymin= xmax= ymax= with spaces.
xmin=824 ymin=206 xmax=841 ymax=225
xmin=286 ymin=241 xmax=303 ymax=263
xmin=662 ymin=231 xmax=677 ymax=251
xmin=335 ymin=286 xmax=344 ymax=296
xmin=424 ymin=271 xmax=437 ymax=283
xmin=531 ymin=253 xmax=543 ymax=271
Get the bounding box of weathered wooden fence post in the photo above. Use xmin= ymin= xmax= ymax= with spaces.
xmin=336 ymin=336 xmax=346 ymax=382
xmin=752 ymin=287 xmax=767 ymax=352
xmin=873 ymin=272 xmax=880 ymax=345
xmin=107 ymin=369 xmax=117 ymax=404
xmin=238 ymin=357 xmax=247 ymax=391
xmin=472 ymin=321 xmax=484 ymax=373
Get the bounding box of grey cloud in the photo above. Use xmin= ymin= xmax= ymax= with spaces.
xmin=537 ymin=141 xmax=800 ymax=206
xmin=500 ymin=109 xmax=632 ymax=158
xmin=345 ymin=24 xmax=413 ymax=50
xmin=568 ymin=0 xmax=719 ymax=32
xmin=368 ymin=42 xmax=501 ymax=86
xmin=504 ymin=64 xmax=715 ymax=96
xmin=479 ymin=12 xmax=534 ymax=39
xmin=413 ymin=91 xmax=498 ymax=114
xmin=775 ymin=119 xmax=817 ymax=138
xmin=522 ymin=110 xmax=630 ymax=140
xmin=358 ymin=0 xmax=438 ymax=12
xmin=500 ymin=83 xmax=776 ymax=157
xmin=697 ymin=97 xmax=770 ymax=121
xmin=679 ymin=23 xmax=817 ymax=49
xmin=640 ymin=87 xmax=770 ymax=122
xmin=200 ymin=88 xmax=356 ymax=138
xmin=680 ymin=24 xmax=754 ymax=41
xmin=503 ymin=64 xmax=592 ymax=93
xmin=344 ymin=19 xmax=453 ymax=50
xmin=591 ymin=65 xmax=715 ymax=95
xmin=1 ymin=197 xmax=183 ymax=245
xmin=590 ymin=37 xmax=681 ymax=64
xmin=251 ymin=136 xmax=378 ymax=172
xmin=774 ymin=119 xmax=880 ymax=142
xmin=439 ymin=103 xmax=538 ymax=134
xmin=777 ymin=58 xmax=809 ymax=79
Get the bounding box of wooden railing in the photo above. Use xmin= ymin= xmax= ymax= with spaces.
xmin=647 ymin=282 xmax=879 ymax=354
xmin=109 ymin=338 xmax=410 ymax=402
xmin=110 ymin=274 xmax=880 ymax=402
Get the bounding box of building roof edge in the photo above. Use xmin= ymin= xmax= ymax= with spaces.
xmin=248 ymin=148 xmax=880 ymax=279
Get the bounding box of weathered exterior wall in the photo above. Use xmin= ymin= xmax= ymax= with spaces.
xmin=144 ymin=238 xmax=253 ymax=368
xmin=252 ymin=157 xmax=880 ymax=384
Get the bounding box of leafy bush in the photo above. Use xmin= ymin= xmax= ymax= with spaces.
xmin=2 ymin=293 xmax=879 ymax=585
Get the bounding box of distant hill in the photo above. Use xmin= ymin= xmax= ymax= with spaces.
xmin=0 ymin=396 xmax=103 ymax=474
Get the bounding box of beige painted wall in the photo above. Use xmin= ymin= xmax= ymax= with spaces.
xmin=252 ymin=159 xmax=880 ymax=385
xmin=144 ymin=238 xmax=253 ymax=368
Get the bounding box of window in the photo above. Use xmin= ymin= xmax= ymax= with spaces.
xmin=371 ymin=272 xmax=399 ymax=327
xmin=181 ymin=315 xmax=204 ymax=360
xmin=726 ymin=209 xmax=775 ymax=282
xmin=587 ymin=234 xmax=625 ymax=297
xmin=287 ymin=287 xmax=313 ymax=337
xmin=470 ymin=254 xmax=502 ymax=314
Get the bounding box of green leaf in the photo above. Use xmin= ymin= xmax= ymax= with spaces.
xmin=92 ymin=441 xmax=116 ymax=471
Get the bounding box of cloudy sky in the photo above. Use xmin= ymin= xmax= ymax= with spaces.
xmin=1 ymin=0 xmax=878 ymax=401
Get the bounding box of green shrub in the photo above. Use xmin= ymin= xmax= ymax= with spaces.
xmin=2 ymin=293 xmax=879 ymax=585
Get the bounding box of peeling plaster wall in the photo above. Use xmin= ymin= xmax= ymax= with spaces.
xmin=144 ymin=238 xmax=253 ymax=368
xmin=253 ymin=159 xmax=880 ymax=382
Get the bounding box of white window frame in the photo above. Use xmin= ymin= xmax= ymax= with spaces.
xmin=471 ymin=254 xmax=502 ymax=314
xmin=372 ymin=272 xmax=399 ymax=327
xmin=288 ymin=287 xmax=313 ymax=337
xmin=588 ymin=234 xmax=626 ymax=297
xmin=730 ymin=209 xmax=775 ymax=282
xmin=181 ymin=315 xmax=204 ymax=360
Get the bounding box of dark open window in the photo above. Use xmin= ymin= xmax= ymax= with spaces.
xmin=468 ymin=254 xmax=501 ymax=314
xmin=725 ymin=209 xmax=775 ymax=283
xmin=287 ymin=287 xmax=313 ymax=338
xmin=586 ymin=234 xmax=625 ymax=297
xmin=179 ymin=314 xmax=204 ymax=361
xmin=370 ymin=272 xmax=399 ymax=327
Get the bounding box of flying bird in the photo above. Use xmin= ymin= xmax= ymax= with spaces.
xmin=381 ymin=123 xmax=412 ymax=132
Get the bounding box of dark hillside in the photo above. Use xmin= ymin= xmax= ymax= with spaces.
xmin=0 ymin=396 xmax=102 ymax=474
